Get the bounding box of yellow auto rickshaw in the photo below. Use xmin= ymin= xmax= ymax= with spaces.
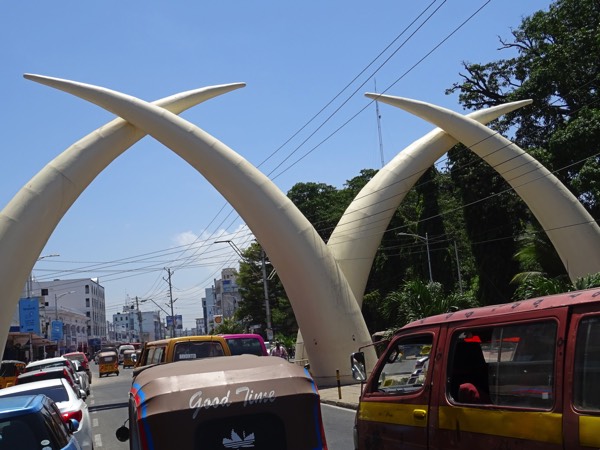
xmin=0 ymin=360 xmax=26 ymax=389
xmin=98 ymin=351 xmax=119 ymax=377
xmin=122 ymin=350 xmax=136 ymax=369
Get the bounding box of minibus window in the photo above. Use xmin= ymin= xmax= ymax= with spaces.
xmin=574 ymin=316 xmax=600 ymax=411
xmin=375 ymin=335 xmax=433 ymax=394
xmin=448 ymin=321 xmax=556 ymax=409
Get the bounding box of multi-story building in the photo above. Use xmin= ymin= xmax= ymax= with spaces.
xmin=201 ymin=268 xmax=242 ymax=334
xmin=34 ymin=278 xmax=107 ymax=347
xmin=6 ymin=278 xmax=107 ymax=360
xmin=111 ymin=306 xmax=163 ymax=343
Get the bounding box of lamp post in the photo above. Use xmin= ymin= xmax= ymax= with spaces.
xmin=398 ymin=232 xmax=433 ymax=283
xmin=54 ymin=290 xmax=75 ymax=355
xmin=27 ymin=253 xmax=60 ymax=298
xmin=215 ymin=240 xmax=272 ymax=340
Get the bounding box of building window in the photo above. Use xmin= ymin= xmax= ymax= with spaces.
xmin=85 ymin=298 xmax=90 ymax=307
xmin=85 ymin=285 xmax=90 ymax=294
xmin=86 ymin=312 xmax=90 ymax=317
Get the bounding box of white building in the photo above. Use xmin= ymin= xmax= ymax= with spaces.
xmin=11 ymin=278 xmax=106 ymax=358
xmin=111 ymin=307 xmax=163 ymax=343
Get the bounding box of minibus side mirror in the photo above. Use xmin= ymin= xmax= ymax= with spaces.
xmin=351 ymin=352 xmax=367 ymax=381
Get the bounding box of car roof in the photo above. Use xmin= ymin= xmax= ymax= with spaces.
xmin=0 ymin=394 xmax=45 ymax=419
xmin=0 ymin=378 xmax=66 ymax=395
xmin=26 ymin=357 xmax=68 ymax=368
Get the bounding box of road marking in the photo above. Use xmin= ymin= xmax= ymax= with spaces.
xmin=94 ymin=434 xmax=103 ymax=447
xmin=93 ymin=418 xmax=99 ymax=427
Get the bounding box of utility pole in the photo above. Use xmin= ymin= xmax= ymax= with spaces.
xmin=261 ymin=249 xmax=273 ymax=341
xmin=164 ymin=268 xmax=176 ymax=338
xmin=135 ymin=296 xmax=144 ymax=344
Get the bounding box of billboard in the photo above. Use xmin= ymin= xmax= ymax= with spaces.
xmin=50 ymin=320 xmax=63 ymax=341
xmin=166 ymin=315 xmax=183 ymax=330
xmin=19 ymin=298 xmax=40 ymax=334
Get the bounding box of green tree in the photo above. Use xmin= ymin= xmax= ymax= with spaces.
xmin=234 ymin=242 xmax=297 ymax=338
xmin=380 ymin=280 xmax=478 ymax=330
xmin=212 ymin=317 xmax=245 ymax=334
xmin=445 ymin=0 xmax=600 ymax=301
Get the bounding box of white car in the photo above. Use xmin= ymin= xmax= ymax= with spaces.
xmin=25 ymin=356 xmax=86 ymax=397
xmin=70 ymin=359 xmax=91 ymax=396
xmin=0 ymin=377 xmax=93 ymax=450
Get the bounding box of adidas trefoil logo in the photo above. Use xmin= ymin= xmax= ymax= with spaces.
xmin=222 ymin=429 xmax=255 ymax=448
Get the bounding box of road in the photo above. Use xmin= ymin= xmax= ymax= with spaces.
xmin=86 ymin=362 xmax=355 ymax=449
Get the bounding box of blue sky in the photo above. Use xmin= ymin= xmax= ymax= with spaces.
xmin=1 ymin=1 xmax=551 ymax=328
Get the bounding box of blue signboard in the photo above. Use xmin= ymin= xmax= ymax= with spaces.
xmin=19 ymin=298 xmax=40 ymax=334
xmin=166 ymin=315 xmax=183 ymax=330
xmin=50 ymin=320 xmax=63 ymax=341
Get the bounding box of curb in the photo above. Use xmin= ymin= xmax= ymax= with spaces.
xmin=320 ymin=398 xmax=358 ymax=410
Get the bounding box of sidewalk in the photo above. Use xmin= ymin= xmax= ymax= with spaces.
xmin=317 ymin=382 xmax=362 ymax=410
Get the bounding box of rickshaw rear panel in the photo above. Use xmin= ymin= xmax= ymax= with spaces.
xmin=98 ymin=351 xmax=119 ymax=377
xmin=122 ymin=355 xmax=327 ymax=449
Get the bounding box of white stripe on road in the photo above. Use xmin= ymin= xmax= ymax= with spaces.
xmin=93 ymin=418 xmax=98 ymax=427
xmin=94 ymin=434 xmax=103 ymax=447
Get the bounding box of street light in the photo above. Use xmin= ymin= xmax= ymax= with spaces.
xmin=215 ymin=240 xmax=273 ymax=340
xmin=398 ymin=232 xmax=433 ymax=283
xmin=54 ymin=290 xmax=75 ymax=355
xmin=27 ymin=253 xmax=60 ymax=298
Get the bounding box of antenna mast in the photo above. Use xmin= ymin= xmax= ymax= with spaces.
xmin=374 ymin=79 xmax=385 ymax=168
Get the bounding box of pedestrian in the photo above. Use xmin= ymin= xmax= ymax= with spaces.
xmin=270 ymin=341 xmax=288 ymax=359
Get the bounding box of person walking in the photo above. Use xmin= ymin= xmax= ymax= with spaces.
xmin=270 ymin=342 xmax=288 ymax=359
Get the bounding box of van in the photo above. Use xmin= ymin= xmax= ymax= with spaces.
xmin=350 ymin=288 xmax=600 ymax=449
xmin=134 ymin=336 xmax=231 ymax=376
xmin=220 ymin=333 xmax=268 ymax=356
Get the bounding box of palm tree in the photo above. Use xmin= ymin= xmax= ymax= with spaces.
xmin=381 ymin=280 xmax=478 ymax=330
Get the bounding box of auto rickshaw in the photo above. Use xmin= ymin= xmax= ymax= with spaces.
xmin=122 ymin=350 xmax=136 ymax=369
xmin=98 ymin=351 xmax=119 ymax=377
xmin=0 ymin=360 xmax=26 ymax=389
xmin=116 ymin=355 xmax=327 ymax=449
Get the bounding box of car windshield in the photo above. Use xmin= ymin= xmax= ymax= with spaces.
xmin=0 ymin=385 xmax=69 ymax=403
xmin=0 ymin=414 xmax=54 ymax=448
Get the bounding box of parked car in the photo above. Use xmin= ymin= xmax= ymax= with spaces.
xmin=63 ymin=352 xmax=92 ymax=384
xmin=0 ymin=393 xmax=81 ymax=450
xmin=69 ymin=360 xmax=91 ymax=396
xmin=0 ymin=378 xmax=92 ymax=450
xmin=17 ymin=366 xmax=86 ymax=399
xmin=24 ymin=357 xmax=84 ymax=390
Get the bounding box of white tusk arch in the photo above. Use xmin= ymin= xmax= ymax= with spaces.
xmin=366 ymin=93 xmax=600 ymax=282
xmin=295 ymin=100 xmax=532 ymax=361
xmin=328 ymin=100 xmax=532 ymax=303
xmin=24 ymin=74 xmax=376 ymax=384
xmin=0 ymin=82 xmax=245 ymax=356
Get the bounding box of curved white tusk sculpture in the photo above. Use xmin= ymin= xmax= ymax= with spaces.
xmin=0 ymin=82 xmax=245 ymax=357
xmin=295 ymin=100 xmax=532 ymax=361
xmin=328 ymin=100 xmax=532 ymax=303
xmin=24 ymin=74 xmax=377 ymax=384
xmin=366 ymin=93 xmax=600 ymax=282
